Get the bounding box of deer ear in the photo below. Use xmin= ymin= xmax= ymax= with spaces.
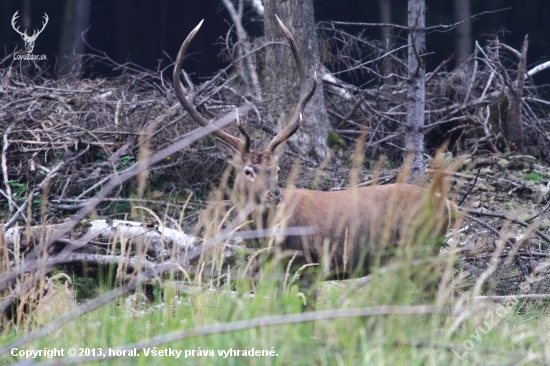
xmin=215 ymin=139 xmax=243 ymax=168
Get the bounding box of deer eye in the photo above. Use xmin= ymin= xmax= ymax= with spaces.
xmin=244 ymin=169 xmax=252 ymax=176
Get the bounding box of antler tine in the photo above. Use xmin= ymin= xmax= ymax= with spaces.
xmin=235 ymin=109 xmax=251 ymax=153
xmin=173 ymin=20 xmax=247 ymax=153
xmin=32 ymin=13 xmax=49 ymax=38
xmin=11 ymin=11 xmax=25 ymax=36
xmin=266 ymin=15 xmax=318 ymax=153
xmin=37 ymin=13 xmax=49 ymax=35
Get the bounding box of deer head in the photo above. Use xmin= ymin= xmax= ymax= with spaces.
xmin=11 ymin=11 xmax=49 ymax=54
xmin=173 ymin=16 xmax=316 ymax=208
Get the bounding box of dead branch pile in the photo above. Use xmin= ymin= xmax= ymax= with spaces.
xmin=0 ymin=72 xmax=253 ymax=326
xmin=318 ymin=23 xmax=550 ymax=161
xmin=0 ymin=54 xmax=248 ymax=325
xmin=0 ymin=54 xmax=251 ymax=222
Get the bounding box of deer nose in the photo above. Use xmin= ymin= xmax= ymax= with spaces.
xmin=267 ymin=188 xmax=282 ymax=203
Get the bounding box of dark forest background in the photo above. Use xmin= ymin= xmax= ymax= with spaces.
xmin=1 ymin=0 xmax=549 ymax=84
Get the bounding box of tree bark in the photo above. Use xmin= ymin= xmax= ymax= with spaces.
xmin=57 ymin=0 xmax=92 ymax=78
xmin=379 ymin=0 xmax=394 ymax=84
xmin=405 ymin=0 xmax=426 ymax=184
xmin=3 ymin=219 xmax=195 ymax=256
xmin=263 ymin=0 xmax=330 ymax=159
xmin=504 ymin=35 xmax=528 ymax=153
xmin=222 ymin=0 xmax=262 ymax=97
xmin=453 ymin=0 xmax=472 ymax=66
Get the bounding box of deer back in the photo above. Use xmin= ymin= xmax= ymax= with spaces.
xmin=273 ymin=183 xmax=456 ymax=277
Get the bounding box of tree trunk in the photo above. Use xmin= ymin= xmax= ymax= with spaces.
xmin=263 ymin=0 xmax=330 ymax=159
xmin=20 ymin=0 xmax=32 ymax=77
xmin=405 ymin=0 xmax=426 ymax=184
xmin=57 ymin=0 xmax=92 ymax=78
xmin=379 ymin=0 xmax=394 ymax=84
xmin=504 ymin=35 xmax=528 ymax=153
xmin=453 ymin=0 xmax=472 ymax=66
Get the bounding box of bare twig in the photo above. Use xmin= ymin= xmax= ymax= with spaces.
xmin=465 ymin=213 xmax=530 ymax=276
xmin=221 ymin=0 xmax=262 ymax=97
xmin=2 ymin=124 xmax=14 ymax=214
xmin=457 ymin=167 xmax=481 ymax=206
xmin=4 ymin=148 xmax=88 ymax=230
xmin=0 ymin=106 xmax=250 ymax=293
xmin=466 ymin=208 xmax=550 ymax=245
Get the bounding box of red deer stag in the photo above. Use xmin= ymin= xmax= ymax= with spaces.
xmin=173 ymin=16 xmax=457 ymax=307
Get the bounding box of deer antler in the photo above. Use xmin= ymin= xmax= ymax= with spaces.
xmin=235 ymin=109 xmax=251 ymax=153
xmin=30 ymin=13 xmax=49 ymax=40
xmin=173 ymin=20 xmax=248 ymax=154
xmin=266 ymin=15 xmax=317 ymax=153
xmin=11 ymin=11 xmax=48 ymax=40
xmin=11 ymin=11 xmax=26 ymax=37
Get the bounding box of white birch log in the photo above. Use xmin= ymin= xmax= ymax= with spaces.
xmin=2 ymin=219 xmax=196 ymax=258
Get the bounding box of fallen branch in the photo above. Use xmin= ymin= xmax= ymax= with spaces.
xmin=526 ymin=60 xmax=550 ymax=79
xmin=3 ymin=219 xmax=196 ymax=256
xmin=457 ymin=167 xmax=481 ymax=206
xmin=2 ymin=124 xmax=14 ymax=214
xmin=466 ymin=208 xmax=550 ymax=245
xmin=474 ymin=294 xmax=550 ymax=302
xmin=4 ymin=147 xmax=89 ymax=230
xmin=465 ymin=213 xmax=530 ymax=276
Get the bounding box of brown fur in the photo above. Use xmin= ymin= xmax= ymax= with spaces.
xmin=270 ymin=183 xmax=457 ymax=279
xmin=244 ymin=151 xmax=275 ymax=166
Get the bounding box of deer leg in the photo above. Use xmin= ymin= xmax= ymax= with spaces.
xmin=292 ymin=266 xmax=320 ymax=312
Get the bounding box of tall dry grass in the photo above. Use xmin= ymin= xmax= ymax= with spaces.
xmin=1 ymin=138 xmax=547 ymax=365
